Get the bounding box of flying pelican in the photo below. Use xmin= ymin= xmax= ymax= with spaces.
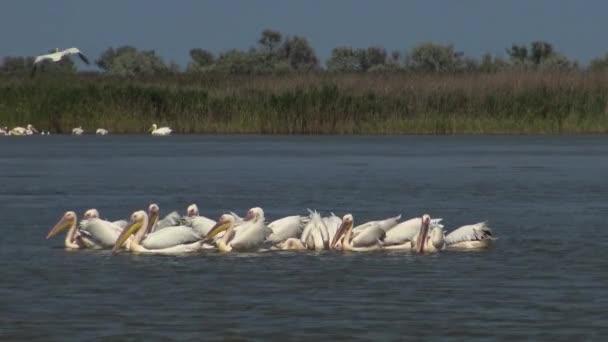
xmin=10 ymin=124 xmax=38 ymax=135
xmin=444 ymin=222 xmax=494 ymax=249
xmin=72 ymin=127 xmax=84 ymax=135
xmin=149 ymin=124 xmax=172 ymax=136
xmin=204 ymin=208 xmax=269 ymax=252
xmin=330 ymin=214 xmax=384 ymax=252
xmin=32 ymin=47 xmax=90 ymax=75
xmin=96 ymin=128 xmax=109 ymax=135
xmin=180 ymin=204 xmax=217 ymax=236
xmin=46 ymin=211 xmax=85 ymax=249
xmin=112 ymin=210 xmax=204 ymax=254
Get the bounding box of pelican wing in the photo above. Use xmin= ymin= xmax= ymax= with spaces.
xmin=153 ymin=211 xmax=181 ymax=231
xmin=383 ymin=217 xmax=421 ymax=245
xmin=33 ymin=54 xmax=52 ymax=65
xmin=445 ymin=222 xmax=493 ymax=245
xmin=181 ymin=216 xmax=217 ymax=236
xmin=112 ymin=220 xmax=128 ymax=229
xmin=230 ymin=221 xmax=268 ymax=251
xmin=323 ymin=214 xmax=342 ymax=244
xmin=353 ymin=215 xmax=401 ymax=235
xmin=142 ymin=226 xmax=201 ymax=249
xmin=267 ymin=215 xmax=308 ymax=244
xmin=79 ymin=218 xmax=123 ymax=247
xmin=351 ymin=223 xmax=386 ymax=247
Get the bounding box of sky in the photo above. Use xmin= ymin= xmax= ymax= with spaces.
xmin=1 ymin=0 xmax=607 ymax=69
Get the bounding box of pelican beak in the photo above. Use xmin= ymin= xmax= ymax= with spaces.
xmin=204 ymin=221 xmax=230 ymax=241
xmin=46 ymin=216 xmax=74 ymax=239
xmin=112 ymin=218 xmax=143 ymax=253
xmin=331 ymin=221 xmax=351 ymax=248
xmin=147 ymin=212 xmax=159 ymax=231
xmin=415 ymin=217 xmax=431 ymax=253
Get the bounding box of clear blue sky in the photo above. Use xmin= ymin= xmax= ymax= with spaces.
xmin=2 ymin=0 xmax=606 ymax=69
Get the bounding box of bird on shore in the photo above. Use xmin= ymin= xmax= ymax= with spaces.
xmin=72 ymin=127 xmax=84 ymax=135
xmin=32 ymin=47 xmax=90 ymax=76
xmin=96 ymin=128 xmax=109 ymax=135
xmin=149 ymin=124 xmax=172 ymax=136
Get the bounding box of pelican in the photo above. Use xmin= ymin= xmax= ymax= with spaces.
xmin=96 ymin=128 xmax=109 ymax=135
xmin=112 ymin=210 xmax=203 ymax=254
xmin=72 ymin=127 xmax=84 ymax=135
xmin=180 ymin=204 xmax=217 ymax=236
xmin=46 ymin=211 xmax=85 ymax=249
xmin=266 ymin=214 xmax=309 ymax=245
xmin=32 ymin=47 xmax=89 ymax=75
xmin=330 ymin=214 xmax=384 ymax=252
xmin=0 ymin=127 xmax=8 ymax=135
xmin=299 ymin=210 xmax=329 ymax=250
xmin=444 ymin=222 xmax=494 ymax=249
xmin=382 ymin=216 xmax=443 ymax=250
xmin=322 ymin=213 xmax=342 ymax=246
xmin=147 ymin=203 xmax=181 ymax=233
xmin=10 ymin=124 xmax=38 ymax=135
xmin=411 ymin=214 xmax=445 ymax=254
xmin=204 ymin=208 xmax=269 ymax=252
xmin=149 ymin=124 xmax=172 ymax=136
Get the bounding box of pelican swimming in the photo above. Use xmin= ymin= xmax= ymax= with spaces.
xmin=72 ymin=127 xmax=84 ymax=135
xmin=267 ymin=214 xmax=309 ymax=246
xmin=46 ymin=209 xmax=128 ymax=250
xmin=46 ymin=211 xmax=85 ymax=249
xmin=147 ymin=203 xmax=181 ymax=233
xmin=204 ymin=208 xmax=269 ymax=252
xmin=299 ymin=210 xmax=329 ymax=250
xmin=179 ymin=203 xmax=217 ymax=236
xmin=382 ymin=216 xmax=443 ymax=250
xmin=0 ymin=126 xmax=8 ymax=135
xmin=330 ymin=214 xmax=385 ymax=252
xmin=112 ymin=210 xmax=204 ymax=254
xmin=411 ymin=214 xmax=445 ymax=254
xmin=96 ymin=128 xmax=109 ymax=135
xmin=10 ymin=124 xmax=38 ymax=136
xmin=149 ymin=124 xmax=172 ymax=136
xmin=32 ymin=47 xmax=89 ymax=75
xmin=444 ymin=222 xmax=494 ymax=250
xmin=322 ymin=213 xmax=342 ymax=246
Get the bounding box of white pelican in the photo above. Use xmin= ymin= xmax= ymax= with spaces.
xmin=330 ymin=214 xmax=384 ymax=252
xmin=204 ymin=208 xmax=269 ymax=252
xmin=10 ymin=124 xmax=38 ymax=135
xmin=180 ymin=204 xmax=217 ymax=236
xmin=149 ymin=124 xmax=172 ymax=136
xmin=299 ymin=210 xmax=329 ymax=250
xmin=72 ymin=127 xmax=84 ymax=135
xmin=322 ymin=213 xmax=342 ymax=245
xmin=444 ymin=222 xmax=494 ymax=249
xmin=147 ymin=203 xmax=181 ymax=233
xmin=382 ymin=216 xmax=443 ymax=250
xmin=0 ymin=127 xmax=8 ymax=136
xmin=95 ymin=128 xmax=109 ymax=135
xmin=112 ymin=210 xmax=203 ymax=254
xmin=32 ymin=47 xmax=90 ymax=75
xmin=46 ymin=211 xmax=85 ymax=249
xmin=266 ymin=214 xmax=309 ymax=245
xmin=411 ymin=214 xmax=445 ymax=254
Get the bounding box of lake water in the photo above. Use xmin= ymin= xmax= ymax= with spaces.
xmin=1 ymin=135 xmax=607 ymax=340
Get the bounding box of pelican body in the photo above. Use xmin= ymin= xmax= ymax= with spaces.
xmin=149 ymin=124 xmax=172 ymax=136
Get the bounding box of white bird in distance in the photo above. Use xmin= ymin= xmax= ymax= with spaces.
xmin=32 ymin=47 xmax=90 ymax=76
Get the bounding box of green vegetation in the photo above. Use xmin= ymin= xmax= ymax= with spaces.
xmin=2 ymin=30 xmax=608 ymax=134
xmin=1 ymin=71 xmax=608 ymax=134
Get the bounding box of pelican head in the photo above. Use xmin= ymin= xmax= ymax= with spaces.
xmin=148 ymin=124 xmax=158 ymax=133
xmin=112 ymin=210 xmax=147 ymax=253
xmin=27 ymin=124 xmax=38 ymax=134
xmin=331 ymin=214 xmax=353 ymax=248
xmin=83 ymin=208 xmax=100 ymax=220
xmin=205 ymin=214 xmax=236 ymax=241
xmin=47 ymin=211 xmax=77 ymax=239
xmin=244 ymin=207 xmax=264 ymax=222
xmin=148 ymin=203 xmax=160 ymax=228
xmin=187 ymin=204 xmax=199 ymax=217
xmin=414 ymin=214 xmax=432 ymax=253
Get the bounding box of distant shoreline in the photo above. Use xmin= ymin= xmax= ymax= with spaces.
xmin=1 ymin=72 xmax=608 ymax=135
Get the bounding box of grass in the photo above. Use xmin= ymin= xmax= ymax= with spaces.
xmin=1 ymin=71 xmax=608 ymax=134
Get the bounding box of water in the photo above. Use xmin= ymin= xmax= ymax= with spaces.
xmin=1 ymin=135 xmax=607 ymax=340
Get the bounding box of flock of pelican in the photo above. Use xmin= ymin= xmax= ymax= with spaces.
xmin=0 ymin=124 xmax=172 ymax=136
xmin=46 ymin=204 xmax=495 ymax=255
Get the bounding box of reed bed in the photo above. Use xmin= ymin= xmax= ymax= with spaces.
xmin=1 ymin=71 xmax=608 ymax=134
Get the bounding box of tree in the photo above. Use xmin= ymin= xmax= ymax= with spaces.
xmin=279 ymin=35 xmax=319 ymax=71
xmin=258 ymin=29 xmax=283 ymax=53
xmin=589 ymin=53 xmax=608 ymax=71
xmin=358 ymin=46 xmax=387 ymax=71
xmin=506 ymin=44 xmax=528 ymax=64
xmin=406 ymin=43 xmax=464 ymax=72
xmin=96 ymin=46 xmax=169 ymax=76
xmin=187 ymin=48 xmax=215 ymax=73
xmin=326 ymin=47 xmax=360 ymax=72
xmin=530 ymin=41 xmax=554 ymax=65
